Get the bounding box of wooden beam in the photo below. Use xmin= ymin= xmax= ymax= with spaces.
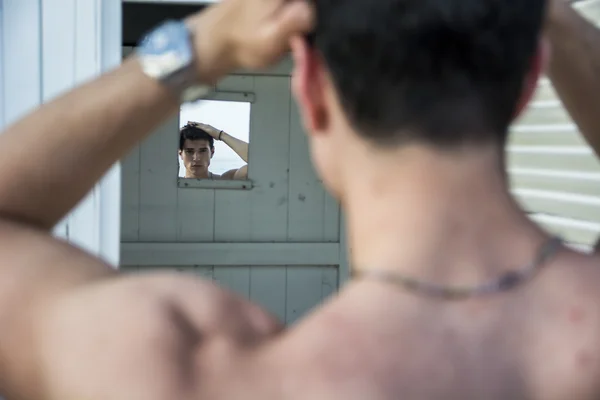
xmin=121 ymin=242 xmax=341 ymax=266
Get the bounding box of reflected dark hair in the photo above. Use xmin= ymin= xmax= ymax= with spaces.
xmin=179 ymin=124 xmax=214 ymax=150
xmin=306 ymin=0 xmax=546 ymax=148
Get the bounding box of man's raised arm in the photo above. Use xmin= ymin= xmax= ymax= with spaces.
xmin=0 ymin=1 xmax=312 ymax=230
xmin=546 ymin=0 xmax=600 ymax=155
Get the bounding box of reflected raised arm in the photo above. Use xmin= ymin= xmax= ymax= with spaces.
xmin=190 ymin=122 xmax=249 ymax=164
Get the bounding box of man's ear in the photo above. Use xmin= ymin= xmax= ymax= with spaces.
xmin=211 ymin=148 xmax=215 ymax=158
xmin=513 ymin=38 xmax=550 ymax=120
xmin=290 ymin=36 xmax=329 ymax=136
xmin=178 ymin=150 xmax=183 ymax=158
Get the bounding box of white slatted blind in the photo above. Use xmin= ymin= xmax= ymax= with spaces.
xmin=508 ymin=0 xmax=600 ymax=252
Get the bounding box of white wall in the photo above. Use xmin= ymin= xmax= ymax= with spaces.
xmin=0 ymin=0 xmax=122 ymax=265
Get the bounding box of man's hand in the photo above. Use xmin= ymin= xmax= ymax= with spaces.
xmin=28 ymin=273 xmax=281 ymax=400
xmin=188 ymin=121 xmax=222 ymax=140
xmin=187 ymin=0 xmax=314 ymax=82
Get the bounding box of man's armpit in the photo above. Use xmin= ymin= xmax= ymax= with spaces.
xmin=220 ymin=169 xmax=237 ymax=180
xmin=233 ymin=165 xmax=248 ymax=180
xmin=221 ymin=165 xmax=248 ymax=180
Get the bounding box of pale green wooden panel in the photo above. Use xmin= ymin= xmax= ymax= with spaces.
xmin=249 ymin=267 xmax=287 ymax=322
xmin=288 ymin=91 xmax=341 ymax=241
xmin=247 ymin=76 xmax=293 ymax=241
xmin=217 ymin=75 xmax=255 ymax=92
xmin=138 ymin=116 xmax=180 ymax=241
xmin=128 ymin=264 xmax=339 ymax=325
xmin=177 ymin=189 xmax=217 ymax=241
xmin=285 ymin=266 xmax=338 ymax=325
xmin=131 ymin=265 xmax=216 ymax=279
xmin=121 ymin=146 xmax=141 ymax=241
xmin=214 ymin=266 xmax=251 ymax=299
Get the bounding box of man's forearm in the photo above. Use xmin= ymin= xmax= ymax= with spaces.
xmin=546 ymin=0 xmax=600 ymax=155
xmin=0 ymin=58 xmax=178 ymax=230
xmin=222 ymin=132 xmax=249 ymax=162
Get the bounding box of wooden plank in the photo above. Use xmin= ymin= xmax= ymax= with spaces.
xmin=213 ymin=76 xmax=255 ymax=241
xmin=206 ymin=91 xmax=256 ymax=103
xmin=248 ymin=76 xmax=292 ymax=240
xmin=321 ymin=267 xmax=339 ymax=299
xmin=287 ymin=95 xmax=328 ymax=240
xmin=3 ymin=1 xmax=41 ymax=125
xmin=120 ymin=265 xmax=139 ymax=273
xmin=233 ymin=55 xmax=293 ymax=77
xmin=0 ymin=5 xmax=3 ymax=129
xmin=40 ymin=0 xmax=74 ymax=240
xmin=134 ymin=265 xmax=216 ymax=279
xmin=217 ymin=75 xmax=255 ymax=92
xmin=41 ymin=0 xmax=76 ymax=100
xmin=323 ymin=192 xmax=341 ymax=242
xmin=139 ymin=116 xmax=180 ymax=240
xmin=121 ymin=147 xmax=141 ymax=240
xmin=285 ymin=266 xmax=338 ymax=325
xmin=338 ymin=216 xmax=351 ymax=286
xmin=176 ymin=189 xmax=216 ymax=241
xmin=249 ymin=266 xmax=287 ymax=323
xmin=214 ymin=266 xmax=251 ymax=299
xmin=178 ymin=179 xmax=253 ymax=189
xmin=121 ymin=242 xmax=341 ymax=266
xmin=214 ymin=190 xmax=253 ymax=240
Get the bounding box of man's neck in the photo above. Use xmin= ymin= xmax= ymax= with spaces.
xmin=342 ymin=145 xmax=549 ymax=287
xmin=185 ymin=169 xmax=209 ymax=179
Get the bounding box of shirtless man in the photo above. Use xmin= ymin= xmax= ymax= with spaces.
xmin=179 ymin=122 xmax=248 ymax=180
xmin=0 ymin=1 xmax=600 ymax=400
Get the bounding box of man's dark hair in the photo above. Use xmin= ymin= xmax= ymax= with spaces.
xmin=308 ymin=0 xmax=547 ymax=147
xmin=179 ymin=124 xmax=214 ymax=150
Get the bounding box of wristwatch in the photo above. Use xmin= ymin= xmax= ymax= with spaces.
xmin=136 ymin=19 xmax=213 ymax=103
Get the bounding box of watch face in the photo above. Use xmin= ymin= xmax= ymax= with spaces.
xmin=138 ymin=20 xmax=193 ymax=74
xmin=137 ymin=19 xmax=211 ymax=103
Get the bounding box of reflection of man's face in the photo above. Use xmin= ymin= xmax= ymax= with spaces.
xmin=179 ymin=139 xmax=213 ymax=178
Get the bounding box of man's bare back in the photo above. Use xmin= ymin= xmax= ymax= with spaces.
xmin=0 ymin=0 xmax=600 ymax=399
xmin=258 ymin=250 xmax=600 ymax=400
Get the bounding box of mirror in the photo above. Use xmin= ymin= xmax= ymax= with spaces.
xmin=178 ymin=99 xmax=251 ymax=182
